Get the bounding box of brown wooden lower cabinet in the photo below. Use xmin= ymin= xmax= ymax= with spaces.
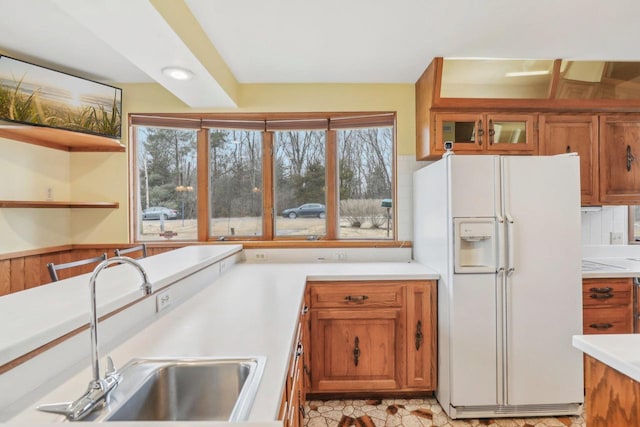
xmin=310 ymin=308 xmax=404 ymax=391
xmin=279 ymin=305 xmax=306 ymax=427
xmin=585 ymin=354 xmax=640 ymax=427
xmin=306 ymin=280 xmax=437 ymax=395
xmin=582 ymin=278 xmax=633 ymax=334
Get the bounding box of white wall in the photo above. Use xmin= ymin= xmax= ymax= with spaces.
xmin=0 ymin=139 xmax=71 ymax=253
xmin=396 ymin=155 xmax=431 ymax=241
xmin=581 ymin=205 xmax=628 ymax=245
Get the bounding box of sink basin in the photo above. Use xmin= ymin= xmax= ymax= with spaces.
xmin=88 ymin=357 xmax=265 ymax=422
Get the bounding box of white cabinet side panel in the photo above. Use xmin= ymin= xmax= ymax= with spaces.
xmin=413 ymin=159 xmax=452 ymax=410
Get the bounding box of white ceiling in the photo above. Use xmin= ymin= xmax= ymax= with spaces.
xmin=1 ymin=0 xmax=640 ymax=106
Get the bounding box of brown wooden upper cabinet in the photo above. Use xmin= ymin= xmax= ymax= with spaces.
xmin=539 ymin=115 xmax=599 ymax=205
xmin=434 ymin=112 xmax=537 ymax=156
xmin=539 ymin=113 xmax=640 ymax=205
xmin=599 ymin=114 xmax=640 ymax=204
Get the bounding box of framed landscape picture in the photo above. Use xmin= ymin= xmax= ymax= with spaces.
xmin=0 ymin=55 xmax=122 ymax=138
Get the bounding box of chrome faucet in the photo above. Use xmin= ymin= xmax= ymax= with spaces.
xmin=37 ymin=256 xmax=152 ymax=421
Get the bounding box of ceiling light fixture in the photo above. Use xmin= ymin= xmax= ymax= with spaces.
xmin=161 ymin=66 xmax=194 ymax=81
xmin=505 ymin=70 xmax=550 ymax=77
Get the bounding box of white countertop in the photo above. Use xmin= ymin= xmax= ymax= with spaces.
xmin=581 ymin=245 xmax=640 ymax=278
xmin=4 ymin=258 xmax=438 ymax=424
xmin=573 ymin=334 xmax=640 ymax=382
xmin=0 ymin=245 xmax=243 ymax=369
xmin=582 ymin=257 xmax=640 ymax=278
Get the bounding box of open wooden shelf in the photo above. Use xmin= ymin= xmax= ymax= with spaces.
xmin=0 ymin=201 xmax=119 ymax=208
xmin=0 ymin=122 xmax=125 ymax=152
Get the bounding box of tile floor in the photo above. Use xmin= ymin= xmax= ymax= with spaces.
xmin=304 ymin=398 xmax=585 ymax=427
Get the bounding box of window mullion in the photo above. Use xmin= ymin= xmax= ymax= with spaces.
xmin=263 ymin=132 xmax=274 ymax=240
xmin=326 ymin=130 xmax=338 ymax=239
xmin=196 ymin=129 xmax=209 ymax=242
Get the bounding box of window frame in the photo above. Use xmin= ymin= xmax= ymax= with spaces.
xmin=629 ymin=205 xmax=639 ymax=244
xmin=129 ymin=112 xmax=397 ymax=243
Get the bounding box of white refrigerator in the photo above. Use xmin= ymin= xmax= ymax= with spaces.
xmin=413 ymin=155 xmax=583 ymax=419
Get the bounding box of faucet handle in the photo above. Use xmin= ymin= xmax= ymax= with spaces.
xmin=104 ymin=356 xmax=122 ymax=385
xmin=105 ymin=356 xmax=117 ymax=376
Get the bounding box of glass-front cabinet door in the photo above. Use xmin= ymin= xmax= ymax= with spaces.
xmin=434 ymin=113 xmax=484 ymax=154
xmin=434 ymin=112 xmax=537 ymax=155
xmin=485 ymin=113 xmax=537 ymax=153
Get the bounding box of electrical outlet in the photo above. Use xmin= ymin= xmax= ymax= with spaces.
xmin=46 ymin=187 xmax=53 ymax=201
xmin=333 ymin=251 xmax=347 ymax=261
xmin=156 ymin=289 xmax=172 ymax=312
xmin=219 ymin=260 xmax=229 ymax=273
xmin=254 ymin=252 xmax=268 ymax=261
xmin=610 ymin=232 xmax=624 ymax=245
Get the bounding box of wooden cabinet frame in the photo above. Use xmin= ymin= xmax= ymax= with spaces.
xmin=539 ymin=114 xmax=599 ymax=205
xmin=432 ymin=112 xmax=537 ymax=157
xmin=582 ymin=278 xmax=633 ymax=334
xmin=306 ymin=280 xmax=436 ymax=396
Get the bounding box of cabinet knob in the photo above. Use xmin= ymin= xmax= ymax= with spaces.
xmin=589 ymin=287 xmax=613 ymax=293
xmin=566 ymin=145 xmax=571 ymax=153
xmin=589 ymin=293 xmax=614 ymax=299
xmin=589 ymin=323 xmax=613 ymax=330
xmin=415 ymin=320 xmax=424 ymax=351
xmin=627 ymin=145 xmax=635 ymax=172
xmin=353 ymin=336 xmax=360 ymax=366
xmin=477 ymin=120 xmax=484 ymax=146
xmin=344 ymin=295 xmax=368 ymax=303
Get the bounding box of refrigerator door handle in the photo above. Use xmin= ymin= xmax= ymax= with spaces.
xmin=496 ymin=216 xmax=505 ymax=274
xmin=506 ymin=213 xmax=515 ymax=276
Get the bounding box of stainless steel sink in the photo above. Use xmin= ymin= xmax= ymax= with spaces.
xmin=86 ymin=357 xmax=265 ymax=422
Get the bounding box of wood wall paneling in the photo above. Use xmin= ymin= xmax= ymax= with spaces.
xmin=0 ymin=245 xmax=186 ymax=295
xmin=0 ymin=260 xmax=10 ymax=296
xmin=10 ymin=258 xmax=25 ymax=293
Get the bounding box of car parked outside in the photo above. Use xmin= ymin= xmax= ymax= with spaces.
xmin=281 ymin=203 xmax=326 ymax=219
xmin=142 ymin=206 xmax=178 ymax=220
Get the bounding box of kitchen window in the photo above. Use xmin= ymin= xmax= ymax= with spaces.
xmin=337 ymin=126 xmax=393 ymax=239
xmin=130 ymin=113 xmax=396 ymax=243
xmin=274 ymin=129 xmax=327 ymax=238
xmin=208 ymin=128 xmax=263 ymax=238
xmin=133 ymin=124 xmax=199 ymax=241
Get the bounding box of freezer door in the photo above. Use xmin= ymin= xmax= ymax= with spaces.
xmin=500 ymin=156 xmax=583 ymax=405
xmin=450 ymin=155 xmax=500 ymax=218
xmin=450 ymin=273 xmax=498 ymax=406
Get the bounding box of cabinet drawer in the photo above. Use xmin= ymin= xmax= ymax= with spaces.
xmin=583 ymin=307 xmax=632 ymax=334
xmin=582 ymin=278 xmax=632 ymax=307
xmin=309 ymin=282 xmax=404 ymax=308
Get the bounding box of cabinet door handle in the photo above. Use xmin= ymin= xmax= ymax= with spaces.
xmin=344 ymin=295 xmax=368 ymax=303
xmin=589 ymin=323 xmax=614 ymax=330
xmin=295 ymin=342 xmax=303 ymax=358
xmin=628 ymin=145 xmax=635 ymax=171
xmin=304 ymin=364 xmax=311 ymax=377
xmin=589 ymin=287 xmax=613 ymax=293
xmin=477 ymin=120 xmax=483 ymax=146
xmin=488 ymin=119 xmax=495 ymax=145
xmin=566 ymin=145 xmax=571 ymax=153
xmin=590 ymin=293 xmax=614 ymax=299
xmin=353 ymin=336 xmax=360 ymax=366
xmin=415 ymin=320 xmax=424 ymax=351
